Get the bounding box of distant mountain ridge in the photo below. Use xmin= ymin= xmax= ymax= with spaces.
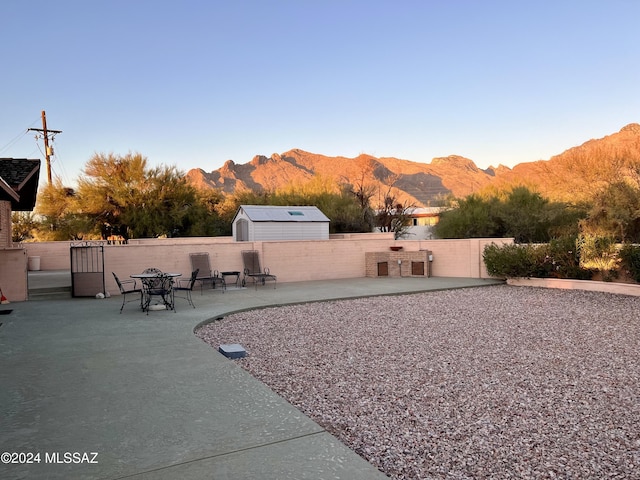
xmin=186 ymin=124 xmax=640 ymax=206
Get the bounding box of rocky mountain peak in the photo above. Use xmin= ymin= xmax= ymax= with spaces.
xmin=186 ymin=124 xmax=640 ymax=205
xmin=620 ymin=123 xmax=640 ymax=134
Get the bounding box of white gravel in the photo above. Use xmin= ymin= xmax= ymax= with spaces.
xmin=196 ymin=285 xmax=640 ymax=479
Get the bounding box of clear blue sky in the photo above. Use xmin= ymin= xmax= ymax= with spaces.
xmin=2 ymin=0 xmax=638 ymax=186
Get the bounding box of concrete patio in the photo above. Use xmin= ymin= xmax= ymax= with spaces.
xmin=0 ymin=272 xmax=502 ymax=479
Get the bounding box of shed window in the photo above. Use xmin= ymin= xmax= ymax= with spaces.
xmin=288 ymin=211 xmax=304 ymax=216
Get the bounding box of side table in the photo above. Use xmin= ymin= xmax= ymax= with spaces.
xmin=220 ymin=271 xmax=241 ymax=288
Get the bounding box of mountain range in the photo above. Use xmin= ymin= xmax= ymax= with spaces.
xmin=186 ymin=123 xmax=640 ymax=206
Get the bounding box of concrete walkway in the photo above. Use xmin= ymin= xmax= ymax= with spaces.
xmin=1 ymin=273 xmax=502 ymax=480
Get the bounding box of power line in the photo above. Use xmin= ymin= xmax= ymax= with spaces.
xmin=0 ymin=117 xmax=39 ymax=155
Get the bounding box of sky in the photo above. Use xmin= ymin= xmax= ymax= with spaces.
xmin=2 ymin=0 xmax=639 ymax=186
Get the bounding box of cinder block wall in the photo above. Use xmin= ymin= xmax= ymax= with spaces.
xmin=20 ymin=235 xmax=514 ymax=298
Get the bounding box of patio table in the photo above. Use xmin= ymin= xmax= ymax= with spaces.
xmin=131 ymin=272 xmax=181 ymax=312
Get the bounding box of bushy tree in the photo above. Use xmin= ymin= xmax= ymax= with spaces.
xmin=76 ymin=152 xmax=212 ymax=238
xmin=579 ymin=180 xmax=640 ymax=242
xmin=11 ymin=211 xmax=38 ymax=242
xmin=435 ymin=187 xmax=584 ymax=242
xmin=32 ymin=152 xmax=225 ymax=239
xmin=435 ymin=194 xmax=502 ymax=239
xmin=496 ymin=187 xmax=551 ymax=242
xmin=33 ymin=181 xmax=95 ymax=240
xmin=576 ymin=233 xmax=620 ymax=281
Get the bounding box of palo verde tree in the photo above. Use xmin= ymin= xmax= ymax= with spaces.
xmin=32 ymin=180 xmax=95 ymax=240
xmin=76 ymin=152 xmax=214 ymax=238
xmin=11 ymin=211 xmax=40 ymax=242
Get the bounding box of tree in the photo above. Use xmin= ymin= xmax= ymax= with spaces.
xmin=211 ymin=175 xmax=374 ymax=235
xmin=76 ymin=152 xmax=211 ymax=238
xmin=435 ymin=187 xmax=584 ymax=242
xmin=11 ymin=211 xmax=38 ymax=242
xmin=497 ymin=187 xmax=552 ymax=243
xmin=579 ymin=180 xmax=640 ymax=242
xmin=276 ymin=175 xmax=374 ymax=233
xmin=33 ymin=180 xmax=95 ymax=240
xmin=375 ymin=186 xmax=415 ymax=239
xmin=435 ymin=194 xmax=502 ymax=239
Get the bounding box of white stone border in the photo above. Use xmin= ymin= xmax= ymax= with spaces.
xmin=507 ymin=277 xmax=640 ymax=297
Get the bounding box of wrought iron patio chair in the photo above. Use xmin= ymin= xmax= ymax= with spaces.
xmin=140 ymin=268 xmax=175 ymax=314
xmin=112 ymin=272 xmax=143 ymax=313
xmin=189 ymin=252 xmax=225 ymax=293
xmin=173 ymin=269 xmax=198 ymax=308
xmin=241 ymin=250 xmax=277 ymax=289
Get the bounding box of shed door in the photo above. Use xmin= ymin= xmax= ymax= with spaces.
xmin=236 ymin=219 xmax=249 ymax=241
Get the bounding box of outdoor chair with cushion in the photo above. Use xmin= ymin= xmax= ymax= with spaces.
xmin=112 ymin=272 xmax=143 ymax=313
xmin=173 ymin=269 xmax=198 ymax=308
xmin=241 ymin=250 xmax=277 ymax=289
xmin=189 ymin=252 xmax=225 ymax=293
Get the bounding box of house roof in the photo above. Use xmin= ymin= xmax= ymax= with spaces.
xmin=408 ymin=207 xmax=444 ymax=217
xmin=0 ymin=158 xmax=41 ymax=210
xmin=235 ymin=205 xmax=330 ymax=223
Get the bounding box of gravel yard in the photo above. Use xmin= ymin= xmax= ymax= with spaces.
xmin=196 ymin=285 xmax=640 ymax=479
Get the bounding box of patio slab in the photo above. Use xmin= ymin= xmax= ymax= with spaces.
xmin=1 ymin=275 xmax=502 ymax=479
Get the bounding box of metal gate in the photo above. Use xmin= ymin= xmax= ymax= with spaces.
xmin=70 ymin=241 xmax=106 ymax=297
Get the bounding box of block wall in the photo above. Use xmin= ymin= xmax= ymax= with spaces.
xmin=20 ymin=235 xmax=514 ymax=297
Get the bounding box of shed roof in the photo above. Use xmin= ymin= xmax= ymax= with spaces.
xmin=236 ymin=205 xmax=330 ymax=223
xmin=0 ymin=158 xmax=41 ymax=210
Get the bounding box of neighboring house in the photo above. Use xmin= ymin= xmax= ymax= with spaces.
xmin=0 ymin=158 xmax=41 ymax=247
xmin=232 ymin=205 xmax=330 ymax=241
xmin=374 ymin=206 xmax=443 ymax=240
xmin=406 ymin=207 xmax=443 ymax=239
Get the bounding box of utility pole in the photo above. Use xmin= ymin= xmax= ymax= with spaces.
xmin=28 ymin=110 xmax=62 ymax=185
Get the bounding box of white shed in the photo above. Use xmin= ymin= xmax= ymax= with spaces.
xmin=232 ymin=205 xmax=330 ymax=241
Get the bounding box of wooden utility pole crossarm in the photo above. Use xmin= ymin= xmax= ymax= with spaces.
xmin=27 ymin=110 xmax=62 ymax=185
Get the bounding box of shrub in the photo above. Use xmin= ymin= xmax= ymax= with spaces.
xmin=546 ymin=236 xmax=592 ymax=280
xmin=577 ymin=234 xmax=620 ymax=281
xmin=619 ymin=244 xmax=640 ymax=282
xmin=483 ymin=243 xmax=540 ymax=278
xmin=483 ymin=237 xmax=594 ymax=280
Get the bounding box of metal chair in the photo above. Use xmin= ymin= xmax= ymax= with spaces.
xmin=140 ymin=268 xmax=175 ymax=314
xmin=241 ymin=250 xmax=277 ymax=289
xmin=174 ymin=269 xmax=198 ymax=308
xmin=112 ymin=272 xmax=143 ymax=313
xmin=189 ymin=252 xmax=225 ymax=293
